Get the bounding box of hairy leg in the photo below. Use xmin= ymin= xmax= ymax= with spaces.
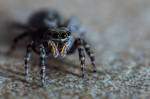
xmin=77 ymin=38 xmax=86 ymax=78
xmin=39 ymin=44 xmax=47 ymax=87
xmin=24 ymin=42 xmax=33 ymax=77
xmin=83 ymin=40 xmax=96 ymax=72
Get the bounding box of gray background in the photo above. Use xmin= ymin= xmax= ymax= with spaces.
xmin=0 ymin=0 xmax=150 ymax=99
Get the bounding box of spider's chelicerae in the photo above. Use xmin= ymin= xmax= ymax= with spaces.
xmin=9 ymin=9 xmax=96 ymax=86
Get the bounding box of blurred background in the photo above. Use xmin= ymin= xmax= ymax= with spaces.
xmin=0 ymin=0 xmax=150 ymax=51
xmin=0 ymin=0 xmax=150 ymax=99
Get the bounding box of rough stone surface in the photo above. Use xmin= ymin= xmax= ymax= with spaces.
xmin=0 ymin=0 xmax=150 ymax=99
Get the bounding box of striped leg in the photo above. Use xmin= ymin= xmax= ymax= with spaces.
xmin=83 ymin=40 xmax=96 ymax=72
xmin=24 ymin=43 xmax=33 ymax=77
xmin=40 ymin=44 xmax=46 ymax=87
xmin=77 ymin=38 xmax=86 ymax=78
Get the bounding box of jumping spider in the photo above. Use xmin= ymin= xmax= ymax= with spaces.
xmin=9 ymin=9 xmax=96 ymax=86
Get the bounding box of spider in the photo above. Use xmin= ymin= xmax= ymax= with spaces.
xmin=9 ymin=9 xmax=96 ymax=86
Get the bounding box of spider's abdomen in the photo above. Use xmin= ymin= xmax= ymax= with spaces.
xmin=28 ymin=9 xmax=64 ymax=29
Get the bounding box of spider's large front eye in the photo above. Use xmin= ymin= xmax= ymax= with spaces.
xmin=52 ymin=33 xmax=59 ymax=38
xmin=61 ymin=33 xmax=67 ymax=38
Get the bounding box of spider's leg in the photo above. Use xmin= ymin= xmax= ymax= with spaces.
xmin=66 ymin=16 xmax=81 ymax=28
xmin=77 ymin=38 xmax=86 ymax=78
xmin=7 ymin=31 xmax=29 ymax=54
xmin=83 ymin=40 xmax=96 ymax=72
xmin=24 ymin=41 xmax=33 ymax=77
xmin=32 ymin=43 xmax=40 ymax=55
xmin=67 ymin=39 xmax=78 ymax=54
xmin=10 ymin=21 xmax=28 ymax=30
xmin=39 ymin=44 xmax=47 ymax=87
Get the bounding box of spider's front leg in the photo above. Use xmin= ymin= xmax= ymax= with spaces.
xmin=24 ymin=41 xmax=33 ymax=77
xmin=39 ymin=43 xmax=47 ymax=87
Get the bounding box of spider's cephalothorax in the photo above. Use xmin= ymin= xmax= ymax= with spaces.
xmin=9 ymin=9 xmax=96 ymax=86
xmin=44 ymin=27 xmax=72 ymax=58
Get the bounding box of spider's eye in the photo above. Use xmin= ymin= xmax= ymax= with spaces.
xmin=52 ymin=33 xmax=59 ymax=38
xmin=67 ymin=31 xmax=71 ymax=36
xmin=61 ymin=33 xmax=67 ymax=38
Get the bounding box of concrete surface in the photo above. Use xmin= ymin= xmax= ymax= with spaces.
xmin=0 ymin=0 xmax=150 ymax=99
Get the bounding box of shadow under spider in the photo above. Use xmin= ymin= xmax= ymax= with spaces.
xmin=43 ymin=56 xmax=97 ymax=77
xmin=32 ymin=57 xmax=81 ymax=77
xmin=46 ymin=56 xmax=95 ymax=72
